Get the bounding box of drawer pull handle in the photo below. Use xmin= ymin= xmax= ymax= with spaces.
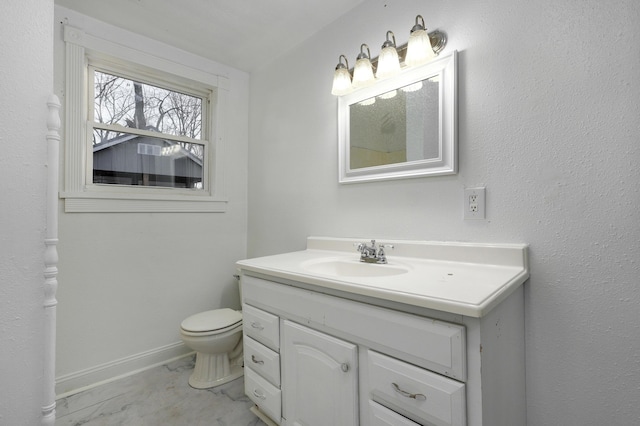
xmin=252 ymin=389 xmax=266 ymax=400
xmin=251 ymin=355 xmax=264 ymax=365
xmin=250 ymin=322 xmax=264 ymax=330
xmin=341 ymin=363 xmax=350 ymax=373
xmin=392 ymin=383 xmax=427 ymax=401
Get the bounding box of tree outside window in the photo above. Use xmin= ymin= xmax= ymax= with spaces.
xmin=91 ymin=70 xmax=207 ymax=189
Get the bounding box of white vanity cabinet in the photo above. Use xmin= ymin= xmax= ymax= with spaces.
xmin=237 ymin=237 xmax=529 ymax=426
xmin=241 ymin=274 xmax=484 ymax=426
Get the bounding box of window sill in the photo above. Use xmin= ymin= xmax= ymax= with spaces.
xmin=61 ymin=191 xmax=228 ymax=213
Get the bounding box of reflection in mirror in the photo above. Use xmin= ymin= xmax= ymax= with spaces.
xmin=349 ymin=77 xmax=439 ymax=170
xmin=338 ymin=51 xmax=457 ymax=183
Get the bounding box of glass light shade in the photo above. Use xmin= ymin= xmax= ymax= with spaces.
xmin=358 ymin=97 xmax=376 ymax=106
xmin=378 ymin=89 xmax=397 ymax=99
xmin=331 ymin=67 xmax=352 ymax=96
xmin=376 ymin=46 xmax=401 ymax=79
xmin=352 ymin=58 xmax=375 ymax=88
xmin=405 ymin=29 xmax=436 ymax=66
xmin=401 ymin=81 xmax=423 ymax=93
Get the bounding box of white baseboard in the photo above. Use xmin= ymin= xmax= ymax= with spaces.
xmin=55 ymin=341 xmax=193 ymax=399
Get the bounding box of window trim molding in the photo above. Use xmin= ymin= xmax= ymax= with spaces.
xmin=62 ymin=25 xmax=228 ymax=213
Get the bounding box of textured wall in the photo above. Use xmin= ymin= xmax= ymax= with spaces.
xmin=53 ymin=7 xmax=249 ymax=388
xmin=0 ymin=0 xmax=53 ymax=423
xmin=248 ymin=0 xmax=640 ymax=424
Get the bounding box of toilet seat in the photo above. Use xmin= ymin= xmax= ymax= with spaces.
xmin=181 ymin=308 xmax=242 ymax=334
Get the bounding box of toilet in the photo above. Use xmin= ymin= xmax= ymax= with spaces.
xmin=180 ymin=308 xmax=243 ymax=389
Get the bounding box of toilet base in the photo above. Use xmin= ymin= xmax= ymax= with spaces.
xmin=188 ymin=352 xmax=244 ymax=389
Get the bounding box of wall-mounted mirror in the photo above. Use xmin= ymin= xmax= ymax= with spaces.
xmin=338 ymin=51 xmax=457 ymax=183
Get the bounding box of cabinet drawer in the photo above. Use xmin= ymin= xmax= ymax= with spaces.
xmin=243 ymin=303 xmax=279 ymax=351
xmin=245 ymin=367 xmax=281 ymax=423
xmin=369 ymin=400 xmax=421 ymax=426
xmin=367 ymin=351 xmax=466 ymax=426
xmin=244 ymin=336 xmax=281 ymax=387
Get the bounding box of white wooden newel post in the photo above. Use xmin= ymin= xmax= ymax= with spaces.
xmin=42 ymin=94 xmax=61 ymax=426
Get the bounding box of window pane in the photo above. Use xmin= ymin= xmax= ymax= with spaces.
xmin=93 ymin=134 xmax=204 ymax=189
xmin=93 ymin=70 xmax=203 ymax=141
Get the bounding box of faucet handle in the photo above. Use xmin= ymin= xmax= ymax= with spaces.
xmin=377 ymin=243 xmax=394 ymax=255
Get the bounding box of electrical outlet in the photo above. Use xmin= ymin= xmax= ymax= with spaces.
xmin=469 ymin=194 xmax=479 ymax=212
xmin=464 ymin=187 xmax=486 ymax=220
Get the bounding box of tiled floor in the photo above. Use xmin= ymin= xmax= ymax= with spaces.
xmin=55 ymin=355 xmax=267 ymax=426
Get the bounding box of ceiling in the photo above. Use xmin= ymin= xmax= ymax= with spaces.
xmin=55 ymin=0 xmax=363 ymax=72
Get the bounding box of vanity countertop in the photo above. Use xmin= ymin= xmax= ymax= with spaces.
xmin=236 ymin=237 xmax=529 ymax=318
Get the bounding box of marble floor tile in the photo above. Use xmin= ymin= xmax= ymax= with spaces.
xmin=55 ymin=356 xmax=267 ymax=426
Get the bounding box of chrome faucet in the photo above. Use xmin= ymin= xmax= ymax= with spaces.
xmin=356 ymin=240 xmax=394 ymax=264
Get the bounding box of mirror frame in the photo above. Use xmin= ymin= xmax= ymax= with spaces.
xmin=338 ymin=50 xmax=457 ymax=183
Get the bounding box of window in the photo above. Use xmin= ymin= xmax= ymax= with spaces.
xmin=91 ymin=69 xmax=207 ymax=190
xmin=62 ymin=25 xmax=228 ymax=213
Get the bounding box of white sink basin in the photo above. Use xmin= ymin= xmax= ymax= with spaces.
xmin=301 ymin=258 xmax=410 ymax=278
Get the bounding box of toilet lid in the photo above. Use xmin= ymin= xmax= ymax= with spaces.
xmin=181 ymin=308 xmax=242 ymax=333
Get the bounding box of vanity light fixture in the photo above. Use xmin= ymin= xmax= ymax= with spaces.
xmin=376 ymin=31 xmax=401 ymax=79
xmin=331 ymin=14 xmax=447 ymax=96
xmin=331 ymin=55 xmax=352 ymax=96
xmin=352 ymin=44 xmax=375 ymax=88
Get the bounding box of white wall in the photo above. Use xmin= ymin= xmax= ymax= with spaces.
xmin=0 ymin=0 xmax=53 ymax=423
xmin=248 ymin=0 xmax=640 ymax=424
xmin=53 ymin=7 xmax=249 ymax=393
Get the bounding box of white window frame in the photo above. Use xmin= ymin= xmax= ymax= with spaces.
xmin=62 ymin=25 xmax=228 ymax=213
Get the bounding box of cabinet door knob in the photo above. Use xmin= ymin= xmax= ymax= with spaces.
xmin=251 ymin=355 xmax=264 ymax=365
xmin=391 ymin=382 xmax=427 ymax=401
xmin=250 ymin=322 xmax=264 ymax=330
xmin=341 ymin=363 xmax=350 ymax=372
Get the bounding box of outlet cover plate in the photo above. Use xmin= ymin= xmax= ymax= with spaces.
xmin=464 ymin=187 xmax=486 ymax=220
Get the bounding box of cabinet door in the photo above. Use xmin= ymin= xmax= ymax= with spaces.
xmin=282 ymin=320 xmax=358 ymax=426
